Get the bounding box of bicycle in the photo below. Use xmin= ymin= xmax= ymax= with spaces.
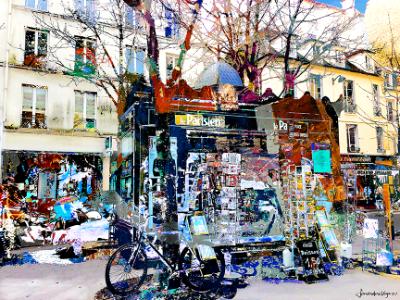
xmin=105 ymin=214 xmax=225 ymax=296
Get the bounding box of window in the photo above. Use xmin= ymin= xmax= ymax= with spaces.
xmin=372 ymin=84 xmax=381 ymax=116
xmin=126 ymin=47 xmax=144 ymax=74
xmin=75 ymin=37 xmax=96 ymax=75
xmin=346 ymin=124 xmax=359 ymax=152
xmin=166 ymin=54 xmax=178 ymax=78
xmin=125 ymin=5 xmax=137 ymax=26
xmin=376 ymin=127 xmax=384 ymax=152
xmin=74 ymin=0 xmax=96 ymax=24
xmin=313 ymin=45 xmax=321 ymax=57
xmin=24 ymin=28 xmax=48 ymax=67
xmin=21 ymin=84 xmax=47 ymax=128
xmin=343 ymin=80 xmax=355 ymax=113
xmin=365 ymin=56 xmax=373 ymax=71
xmin=385 ymin=73 xmax=398 ymax=89
xmin=164 ymin=6 xmax=179 ymax=38
xmin=387 ymin=101 xmax=394 ymax=122
xmin=334 ymin=50 xmax=344 ymax=63
xmin=25 ymin=0 xmax=47 ymax=11
xmin=309 ymin=74 xmax=322 ymax=99
xmin=74 ymin=91 xmax=96 ymax=129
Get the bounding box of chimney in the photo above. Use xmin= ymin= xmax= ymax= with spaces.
xmin=341 ymin=0 xmax=355 ymax=11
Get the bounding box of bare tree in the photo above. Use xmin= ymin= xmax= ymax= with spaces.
xmin=177 ymin=0 xmax=363 ymax=96
xmin=267 ymin=0 xmax=364 ymax=96
xmin=30 ymin=0 xmax=145 ymax=115
xmin=182 ymin=0 xmax=280 ymax=93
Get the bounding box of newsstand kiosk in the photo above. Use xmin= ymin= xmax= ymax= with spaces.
xmin=117 ymin=90 xmax=285 ymax=254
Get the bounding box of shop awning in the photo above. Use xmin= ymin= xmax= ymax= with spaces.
xmin=3 ymin=131 xmax=112 ymax=154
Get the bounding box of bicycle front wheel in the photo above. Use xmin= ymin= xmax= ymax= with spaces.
xmin=105 ymin=244 xmax=148 ymax=296
xmin=179 ymin=246 xmax=225 ymax=292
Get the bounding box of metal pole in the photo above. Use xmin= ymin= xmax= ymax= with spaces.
xmin=158 ymin=114 xmax=179 ymax=265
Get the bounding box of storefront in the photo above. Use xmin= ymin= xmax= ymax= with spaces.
xmin=340 ymin=155 xmax=399 ymax=209
xmin=1 ymin=150 xmax=103 ymax=216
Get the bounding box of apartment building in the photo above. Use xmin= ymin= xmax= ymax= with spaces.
xmin=0 ymin=0 xmax=203 ymax=193
xmin=258 ymin=0 xmax=399 ymax=205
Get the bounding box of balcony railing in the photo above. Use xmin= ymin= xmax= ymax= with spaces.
xmin=23 ymin=53 xmax=47 ymax=68
xmin=348 ymin=145 xmax=360 ymax=153
xmin=21 ymin=112 xmax=47 ymax=129
xmin=373 ymin=106 xmax=382 ymax=116
xmin=344 ymin=98 xmax=356 ymax=113
xmin=377 ymin=148 xmax=386 ymax=154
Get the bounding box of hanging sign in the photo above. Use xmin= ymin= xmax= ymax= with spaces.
xmin=340 ymin=155 xmax=371 ymax=163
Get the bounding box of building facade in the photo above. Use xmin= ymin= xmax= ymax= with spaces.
xmin=259 ymin=0 xmax=399 ymax=207
xmin=0 ymin=0 xmax=202 ymax=194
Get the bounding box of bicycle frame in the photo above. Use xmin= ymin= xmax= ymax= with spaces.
xmin=129 ymin=229 xmax=201 ymax=275
xmin=129 ymin=231 xmax=173 ymax=272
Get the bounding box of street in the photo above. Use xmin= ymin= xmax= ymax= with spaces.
xmin=0 ymin=259 xmax=399 ymax=300
xmin=1 ymin=0 xmax=400 ymax=300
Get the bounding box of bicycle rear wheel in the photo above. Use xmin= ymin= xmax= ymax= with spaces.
xmin=179 ymin=246 xmax=225 ymax=292
xmin=105 ymin=244 xmax=148 ymax=296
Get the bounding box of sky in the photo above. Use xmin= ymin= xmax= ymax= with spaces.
xmin=318 ymin=0 xmax=367 ymax=13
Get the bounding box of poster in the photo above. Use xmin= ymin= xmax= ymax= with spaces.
xmin=148 ymin=136 xmax=177 ymax=179
xmin=182 ymin=152 xmax=206 ymax=212
xmin=312 ymin=150 xmax=332 ymax=173
xmin=190 ymin=215 xmax=209 ymax=235
xmin=237 ymin=189 xmax=284 ymax=244
xmin=376 ymin=249 xmax=393 ymax=266
xmin=363 ymin=218 xmax=379 ymax=239
xmin=296 ymin=239 xmax=329 ymax=283
xmin=38 ymin=172 xmax=57 ymax=199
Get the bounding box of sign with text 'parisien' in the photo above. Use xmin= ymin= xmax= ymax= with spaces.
xmin=175 ymin=114 xmax=225 ymax=128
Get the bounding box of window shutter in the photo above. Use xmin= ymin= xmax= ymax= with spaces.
xmin=75 ymin=91 xmax=84 ymax=113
